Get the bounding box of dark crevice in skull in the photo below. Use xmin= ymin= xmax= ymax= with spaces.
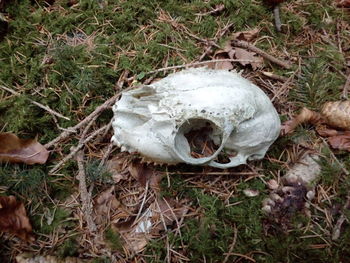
xmin=183 ymin=119 xmax=220 ymax=159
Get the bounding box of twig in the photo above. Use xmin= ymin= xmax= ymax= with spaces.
xmin=195 ymin=4 xmax=225 ymax=16
xmin=321 ymin=139 xmax=349 ymax=176
xmin=76 ymin=151 xmax=97 ymax=236
xmin=223 ymin=225 xmax=238 ymax=263
xmin=147 ymin=59 xmax=263 ymax=74
xmin=49 ymin=124 xmax=108 ymax=174
xmin=0 ymin=85 xmax=70 ymax=120
xmin=341 ymin=73 xmax=350 ymax=99
xmin=232 ymin=40 xmax=292 ymax=69
xmin=99 ymin=142 xmax=115 ymax=167
xmin=261 ymin=71 xmax=288 ymax=82
xmin=273 ymin=5 xmax=282 ymax=32
xmin=45 ymin=86 xmax=135 ymax=149
xmin=332 ymin=194 xmax=350 ymax=240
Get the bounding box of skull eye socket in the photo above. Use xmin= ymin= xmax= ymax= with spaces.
xmin=175 ymin=118 xmax=222 ymax=159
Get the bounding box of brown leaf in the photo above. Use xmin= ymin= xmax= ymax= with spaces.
xmin=281 ymin=108 xmax=322 ymax=135
xmin=232 ymin=28 xmax=260 ymax=42
xmin=321 ymin=101 xmax=350 ymax=130
xmin=128 ymin=161 xmax=162 ymax=191
xmin=336 ymin=0 xmax=350 ymax=8
xmin=0 ymin=133 xmax=49 ymax=164
xmin=234 ymin=48 xmax=264 ymax=70
xmin=0 ymin=196 xmax=34 ymax=241
xmin=327 ymin=134 xmax=350 ymax=151
xmin=105 ymin=153 xmax=131 ymax=183
xmin=94 ymin=186 xmax=121 ymax=226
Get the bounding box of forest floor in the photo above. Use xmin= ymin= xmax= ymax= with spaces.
xmin=0 ymin=0 xmax=350 ymax=262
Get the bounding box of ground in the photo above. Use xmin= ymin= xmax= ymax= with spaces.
xmin=0 ymin=0 xmax=350 ymax=262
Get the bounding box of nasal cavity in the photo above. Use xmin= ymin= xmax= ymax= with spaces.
xmin=181 ymin=118 xmax=221 ymax=159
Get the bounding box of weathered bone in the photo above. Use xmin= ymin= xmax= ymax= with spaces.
xmin=112 ymin=68 xmax=280 ymax=168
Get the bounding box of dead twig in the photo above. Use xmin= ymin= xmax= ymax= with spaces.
xmin=0 ymin=85 xmax=70 ymax=121
xmin=332 ymin=194 xmax=350 ymax=240
xmin=273 ymin=5 xmax=282 ymax=32
xmin=232 ymin=40 xmax=292 ymax=69
xmin=261 ymin=71 xmax=289 ymax=82
xmin=76 ymin=151 xmax=97 ymax=236
xmin=45 ymin=86 xmax=135 ymax=149
xmin=223 ymin=225 xmax=238 ymax=263
xmin=341 ymin=73 xmax=350 ymax=99
xmin=49 ymin=124 xmax=109 ymax=174
xmin=147 ymin=58 xmax=262 ymax=74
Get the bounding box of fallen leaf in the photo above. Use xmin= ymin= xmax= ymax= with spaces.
xmin=321 ymin=101 xmax=350 ymax=130
xmin=0 ymin=133 xmax=49 ymax=164
xmin=113 ymin=197 xmax=188 ymax=253
xmin=327 ymin=135 xmax=350 ymax=151
xmin=0 ymin=196 xmax=34 ymax=241
xmin=336 ymin=0 xmax=350 ymax=8
xmin=281 ymin=107 xmax=322 ymax=135
xmin=128 ymin=161 xmax=162 ymax=191
xmin=232 ymin=28 xmax=260 ymax=42
xmin=94 ymin=186 xmax=121 ymax=226
xmin=234 ymin=47 xmax=264 ymax=70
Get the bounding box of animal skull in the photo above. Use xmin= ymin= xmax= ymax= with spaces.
xmin=112 ymin=68 xmax=280 ymax=168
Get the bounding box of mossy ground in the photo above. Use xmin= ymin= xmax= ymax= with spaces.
xmin=1 ymin=0 xmax=350 ymax=262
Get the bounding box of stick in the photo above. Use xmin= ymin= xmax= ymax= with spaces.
xmin=273 ymin=5 xmax=282 ymax=32
xmin=147 ymin=58 xmax=263 ymax=74
xmin=332 ymin=194 xmax=350 ymax=240
xmin=49 ymin=124 xmax=108 ymax=174
xmin=261 ymin=71 xmax=288 ymax=82
xmin=76 ymin=151 xmax=97 ymax=235
xmin=232 ymin=40 xmax=292 ymax=69
xmin=0 ymin=85 xmax=70 ymax=120
xmin=341 ymin=73 xmax=350 ymax=99
xmin=45 ymin=86 xmax=135 ymax=149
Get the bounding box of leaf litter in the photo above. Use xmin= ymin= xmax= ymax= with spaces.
xmin=282 ymin=100 xmax=350 ymax=151
xmin=1 ymin=0 xmax=350 ymax=261
xmin=0 ymin=196 xmax=33 ymax=241
xmin=211 ymin=28 xmax=264 ymax=70
xmin=0 ymin=133 xmax=49 ymax=165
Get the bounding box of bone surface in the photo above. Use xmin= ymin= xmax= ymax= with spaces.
xmin=112 ymin=68 xmax=281 ymax=168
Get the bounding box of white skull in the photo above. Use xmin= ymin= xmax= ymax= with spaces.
xmin=112 ymin=68 xmax=280 ymax=168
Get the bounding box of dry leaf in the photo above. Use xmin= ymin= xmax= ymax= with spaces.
xmin=336 ymin=0 xmax=350 ymax=8
xmin=0 ymin=133 xmax=49 ymax=164
xmin=94 ymin=186 xmax=121 ymax=226
xmin=113 ymin=197 xmax=188 ymax=253
xmin=128 ymin=161 xmax=161 ymax=190
xmin=232 ymin=28 xmax=259 ymax=42
xmin=321 ymin=101 xmax=350 ymax=130
xmin=0 ymin=196 xmax=34 ymax=241
xmin=327 ymin=135 xmax=350 ymax=151
xmin=281 ymin=107 xmax=322 ymax=135
xmin=234 ymin=47 xmax=264 ymax=70
xmin=105 ymin=153 xmax=131 ymax=183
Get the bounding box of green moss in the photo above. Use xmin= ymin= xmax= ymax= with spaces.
xmin=104 ymin=227 xmax=123 ymax=251
xmin=57 ymin=237 xmax=79 ymax=258
xmin=32 ymin=207 xmax=74 ymax=235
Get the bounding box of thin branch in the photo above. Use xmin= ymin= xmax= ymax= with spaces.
xmin=147 ymin=58 xmax=262 ymax=74
xmin=0 ymin=85 xmax=70 ymax=120
xmin=49 ymin=124 xmax=109 ymax=174
xmin=76 ymin=151 xmax=97 ymax=235
xmin=341 ymin=73 xmax=350 ymax=99
xmin=273 ymin=5 xmax=282 ymax=32
xmin=232 ymin=40 xmax=292 ymax=69
xmin=45 ymin=86 xmax=135 ymax=149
